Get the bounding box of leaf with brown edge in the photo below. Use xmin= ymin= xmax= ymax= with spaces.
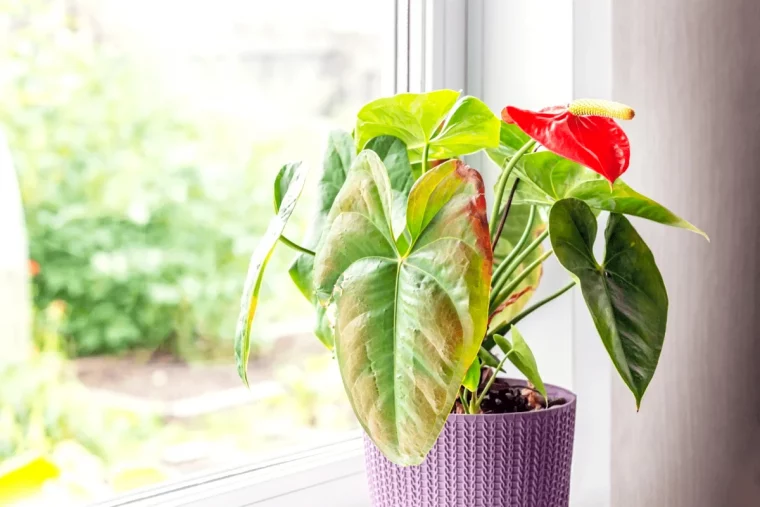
xmin=488 ymin=286 xmax=534 ymax=326
xmin=489 ymin=204 xmax=545 ymax=331
xmin=314 ymin=153 xmax=492 ymax=465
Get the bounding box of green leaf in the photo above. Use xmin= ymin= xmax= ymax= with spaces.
xmin=489 ymin=204 xmax=544 ymax=329
xmin=493 ymin=328 xmax=547 ymax=401
xmin=365 ymin=135 xmax=414 ymax=196
xmin=288 ymin=131 xmax=355 ymax=348
xmin=512 ymin=151 xmax=707 ymax=238
xmin=549 ymin=198 xmax=668 ymax=408
xmin=289 ymin=131 xmax=355 ymax=300
xmin=235 ymin=162 xmax=308 ymax=385
xmin=355 ymin=90 xmax=500 ymax=164
xmin=273 ymin=162 xmax=301 ymax=213
xmin=485 ymin=120 xmax=531 ymax=168
xmin=314 ymin=152 xmax=492 ymax=465
xmin=462 ymin=357 xmax=481 ymax=392
xmin=365 ymin=135 xmax=415 ymax=245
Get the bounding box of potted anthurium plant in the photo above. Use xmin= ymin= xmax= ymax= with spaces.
xmin=234 ymin=90 xmax=706 ymax=506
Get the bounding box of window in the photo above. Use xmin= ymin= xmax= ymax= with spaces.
xmin=0 ymin=1 xmax=395 ymax=505
xmin=1 ymin=2 xmax=611 ymax=506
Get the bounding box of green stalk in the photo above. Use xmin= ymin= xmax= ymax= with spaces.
xmin=490 ymin=228 xmax=549 ymax=302
xmin=491 ymin=178 xmax=520 ymax=246
xmin=489 ymin=140 xmax=535 ymax=236
xmin=488 ymin=280 xmax=577 ymax=340
xmin=491 ymin=205 xmax=536 ymax=283
xmin=473 ymin=352 xmax=511 ymax=412
xmin=478 ymin=346 xmax=500 ymax=367
xmin=490 ymin=248 xmax=553 ymax=312
xmin=460 ymin=387 xmax=471 ymax=414
xmin=421 ymin=143 xmax=430 ymax=174
xmin=278 ymin=236 xmax=315 ymax=256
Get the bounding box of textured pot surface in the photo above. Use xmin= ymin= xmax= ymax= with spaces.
xmin=364 ymin=381 xmax=577 ymax=507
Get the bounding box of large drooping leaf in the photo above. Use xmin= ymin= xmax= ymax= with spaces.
xmin=489 ymin=204 xmax=544 ymax=330
xmin=355 ymin=90 xmax=500 ymax=164
xmin=313 ymin=151 xmax=493 ymax=465
xmin=511 ymin=151 xmax=707 ymax=238
xmin=549 ymin=198 xmax=668 ymax=408
xmin=485 ymin=120 xmax=531 ymax=168
xmin=235 ymin=162 xmax=307 ymax=385
xmin=493 ymin=327 xmax=547 ymax=401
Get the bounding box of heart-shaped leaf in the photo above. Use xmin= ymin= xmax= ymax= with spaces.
xmin=549 ymin=198 xmax=668 ymax=408
xmin=509 ymin=151 xmax=707 ymax=238
xmin=355 ymin=90 xmax=500 ymax=164
xmin=314 ymin=152 xmax=492 ymax=465
xmin=493 ymin=327 xmax=546 ymax=401
xmin=236 ymin=162 xmax=308 ymax=385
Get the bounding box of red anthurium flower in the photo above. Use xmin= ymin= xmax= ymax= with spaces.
xmin=502 ymin=99 xmax=635 ymax=184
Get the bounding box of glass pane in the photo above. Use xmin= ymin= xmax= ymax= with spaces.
xmin=0 ymin=0 xmax=394 ymax=504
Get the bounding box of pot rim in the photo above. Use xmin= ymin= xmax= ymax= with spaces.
xmin=447 ymin=378 xmax=577 ymax=420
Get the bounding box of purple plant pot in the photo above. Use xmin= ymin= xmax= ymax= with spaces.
xmin=363 ymin=380 xmax=576 ymax=507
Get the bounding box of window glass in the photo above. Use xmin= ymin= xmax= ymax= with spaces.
xmin=0 ymin=0 xmax=394 ymax=504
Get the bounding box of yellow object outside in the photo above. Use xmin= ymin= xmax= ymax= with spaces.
xmin=0 ymin=453 xmax=60 ymax=504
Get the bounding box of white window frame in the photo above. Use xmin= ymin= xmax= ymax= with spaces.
xmin=92 ymin=2 xmax=615 ymax=505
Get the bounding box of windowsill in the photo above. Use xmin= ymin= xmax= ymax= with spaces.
xmin=91 ymin=434 xmax=369 ymax=507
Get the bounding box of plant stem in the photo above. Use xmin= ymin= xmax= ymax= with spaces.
xmin=491 ymin=205 xmax=536 ymax=282
xmin=491 ymin=178 xmax=520 ymax=247
xmin=488 ymin=280 xmax=577 ymax=339
xmin=490 ymin=248 xmax=553 ymax=312
xmin=278 ymin=235 xmax=315 ymax=256
xmin=489 ymin=140 xmax=535 ymax=236
xmin=421 ymin=143 xmax=430 ymax=174
xmin=501 ymin=205 xmax=537 ymax=267
xmin=478 ymin=346 xmax=500 ymax=367
xmin=490 ymin=228 xmax=549 ymax=304
xmin=460 ymin=387 xmax=471 ymax=414
xmin=473 ymin=352 xmax=511 ymax=412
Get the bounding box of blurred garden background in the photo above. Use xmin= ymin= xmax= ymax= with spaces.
xmin=0 ymin=0 xmax=392 ymax=504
